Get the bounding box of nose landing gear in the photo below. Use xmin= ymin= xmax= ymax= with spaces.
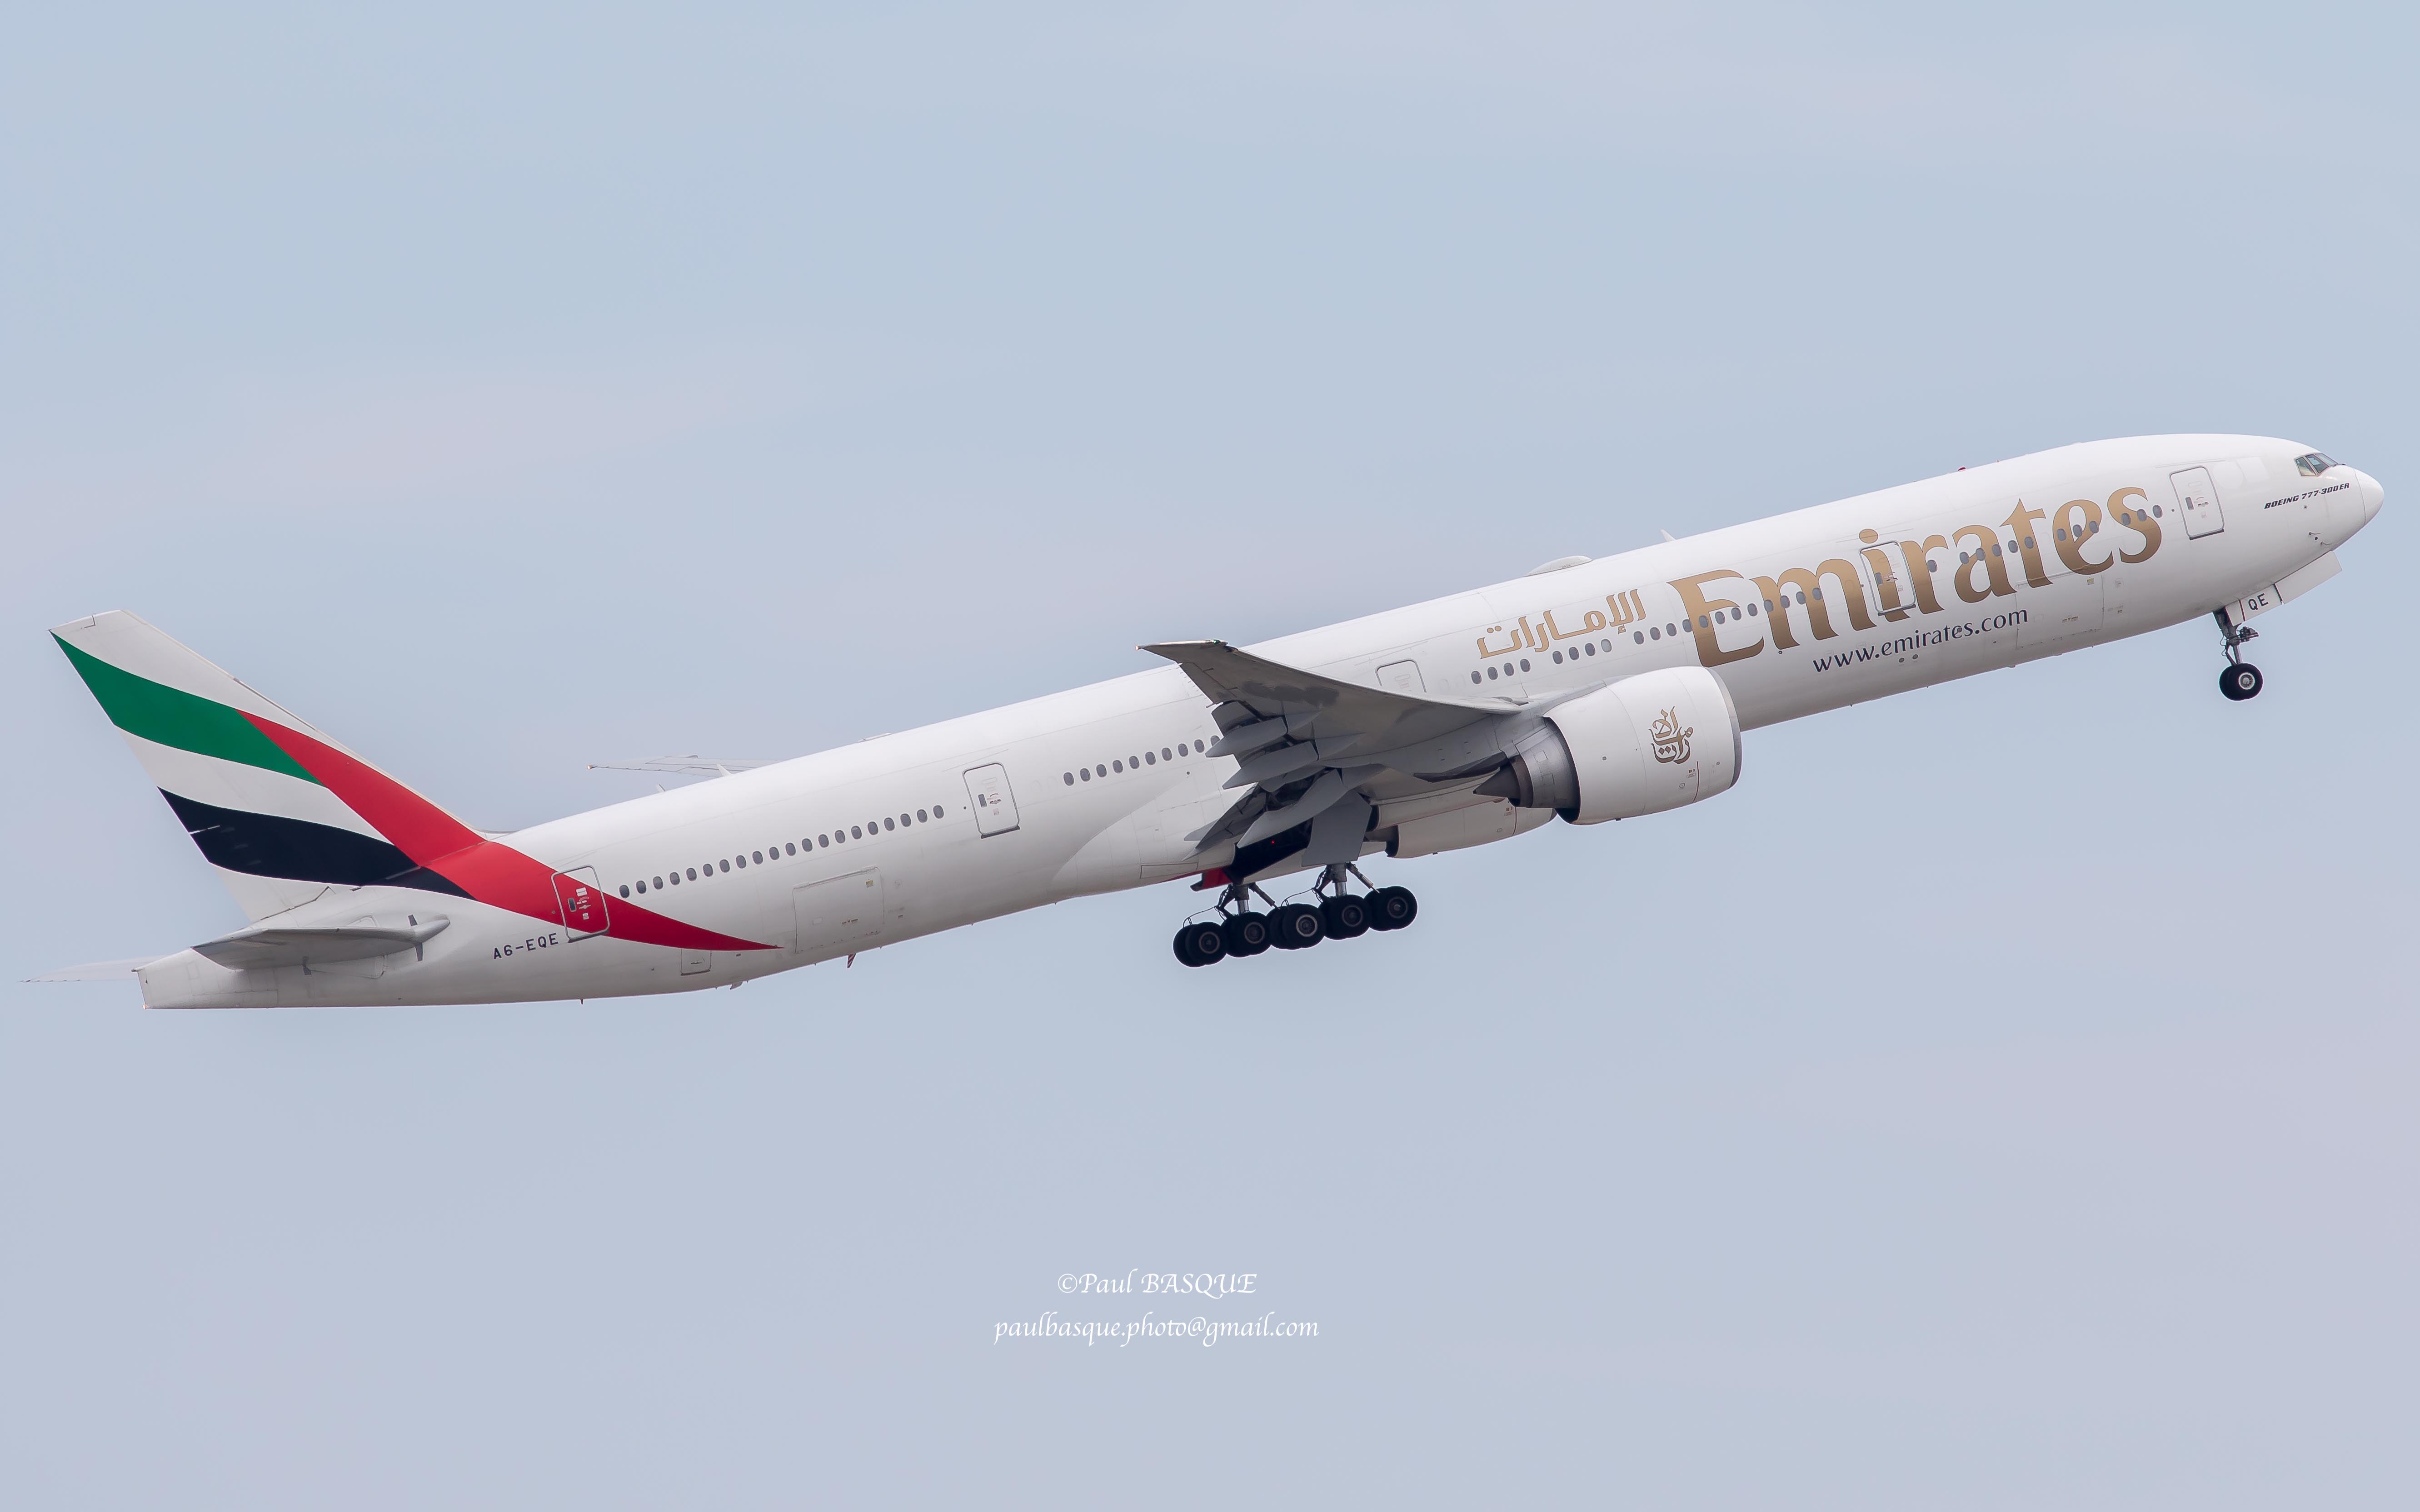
xmin=2214 ymin=608 xmax=2264 ymax=702
xmin=1172 ymin=864 xmax=1417 ymax=966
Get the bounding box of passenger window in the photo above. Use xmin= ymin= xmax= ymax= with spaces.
xmin=619 ymin=885 xmax=630 ymax=898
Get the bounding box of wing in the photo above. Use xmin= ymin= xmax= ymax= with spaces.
xmin=1139 ymin=640 xmax=1512 ymax=754
xmin=587 ymin=756 xmax=779 ymax=778
xmin=1141 ymin=641 xmax=1522 ymax=865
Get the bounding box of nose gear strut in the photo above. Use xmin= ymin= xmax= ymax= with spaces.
xmin=2213 ymin=608 xmax=2265 ymax=702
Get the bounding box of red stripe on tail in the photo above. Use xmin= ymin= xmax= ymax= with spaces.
xmin=243 ymin=715 xmax=772 ymax=952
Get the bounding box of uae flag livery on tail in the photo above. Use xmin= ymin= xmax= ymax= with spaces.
xmin=53 ymin=612 xmax=766 ymax=951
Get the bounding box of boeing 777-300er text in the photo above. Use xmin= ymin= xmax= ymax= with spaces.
xmin=39 ymin=435 xmax=2384 ymax=1006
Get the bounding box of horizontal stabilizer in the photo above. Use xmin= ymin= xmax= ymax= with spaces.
xmin=191 ymin=917 xmax=450 ymax=970
xmin=26 ymin=957 xmax=164 ymax=983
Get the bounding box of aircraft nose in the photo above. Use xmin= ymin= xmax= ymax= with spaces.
xmin=2355 ymin=468 xmax=2385 ymax=526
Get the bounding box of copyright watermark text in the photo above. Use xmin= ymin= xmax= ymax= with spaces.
xmin=996 ymin=1311 xmax=1316 ymax=1347
xmin=1057 ymin=1270 xmax=1257 ymax=1298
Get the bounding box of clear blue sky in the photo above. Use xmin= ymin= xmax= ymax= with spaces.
xmin=5 ymin=5 xmax=2415 ymax=1507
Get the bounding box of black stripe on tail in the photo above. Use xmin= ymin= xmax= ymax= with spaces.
xmin=160 ymin=791 xmax=471 ymax=896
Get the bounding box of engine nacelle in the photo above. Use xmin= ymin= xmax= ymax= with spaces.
xmin=1476 ymin=666 xmax=1741 ymax=824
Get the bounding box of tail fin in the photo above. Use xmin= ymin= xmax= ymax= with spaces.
xmin=52 ymin=611 xmax=481 ymax=920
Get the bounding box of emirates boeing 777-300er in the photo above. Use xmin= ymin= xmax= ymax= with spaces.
xmin=40 ymin=434 xmax=2384 ymax=1007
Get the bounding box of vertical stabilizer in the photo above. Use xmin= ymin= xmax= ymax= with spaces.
xmin=51 ymin=611 xmax=475 ymax=920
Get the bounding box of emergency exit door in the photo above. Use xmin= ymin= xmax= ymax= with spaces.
xmin=2171 ymin=467 xmax=2226 ymax=539
xmin=963 ymin=763 xmax=1021 ymax=836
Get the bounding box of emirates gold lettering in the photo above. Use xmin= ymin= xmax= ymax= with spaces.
xmin=1483 ymin=479 xmax=2164 ymax=674
xmin=1649 ymin=708 xmax=1693 ymax=765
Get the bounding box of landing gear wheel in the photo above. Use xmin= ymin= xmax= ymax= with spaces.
xmin=1222 ymin=911 xmax=1273 ymax=957
xmin=1366 ymin=886 xmax=1418 ymax=931
xmin=1173 ymin=920 xmax=1228 ymax=967
xmin=1320 ymin=894 xmax=1371 ymax=940
xmin=1268 ymin=903 xmax=1326 ymax=950
xmin=2220 ymin=663 xmax=2264 ymax=701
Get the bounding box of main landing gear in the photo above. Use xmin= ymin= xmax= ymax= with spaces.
xmin=1172 ymin=864 xmax=1418 ymax=967
xmin=2213 ymin=608 xmax=2264 ymax=702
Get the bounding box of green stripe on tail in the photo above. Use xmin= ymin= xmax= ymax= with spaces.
xmin=54 ymin=635 xmax=319 ymax=784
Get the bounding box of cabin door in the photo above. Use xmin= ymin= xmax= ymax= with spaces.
xmin=551 ymin=866 xmax=609 ymax=940
xmin=963 ymin=763 xmax=1021 ymax=836
xmin=2171 ymin=467 xmax=2226 ymax=539
xmin=1376 ymin=659 xmax=1426 ymax=693
xmin=1854 ymin=539 xmax=1921 ymax=623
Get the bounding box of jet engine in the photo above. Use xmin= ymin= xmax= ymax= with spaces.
xmin=1475 ymin=666 xmax=1741 ymax=824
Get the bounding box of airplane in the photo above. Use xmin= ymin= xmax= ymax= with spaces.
xmin=39 ymin=433 xmax=2382 ymax=1007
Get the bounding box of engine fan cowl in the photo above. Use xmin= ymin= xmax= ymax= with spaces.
xmin=1482 ymin=666 xmax=1742 ymax=824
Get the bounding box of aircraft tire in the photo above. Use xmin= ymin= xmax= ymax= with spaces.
xmin=1367 ymin=886 xmax=1418 ymax=931
xmin=2220 ymin=663 xmax=2263 ymax=701
xmin=1321 ymin=894 xmax=1371 ymax=939
xmin=1268 ymin=903 xmax=1326 ymax=950
xmin=1174 ymin=921 xmax=1227 ymax=967
xmin=1222 ymin=912 xmax=1273 ymax=957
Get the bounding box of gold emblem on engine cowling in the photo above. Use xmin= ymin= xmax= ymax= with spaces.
xmin=1649 ymin=708 xmax=1693 ymax=765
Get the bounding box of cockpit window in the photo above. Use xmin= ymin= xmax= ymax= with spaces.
xmin=2295 ymin=452 xmax=2340 ymax=477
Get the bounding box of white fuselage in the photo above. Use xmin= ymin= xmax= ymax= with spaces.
xmin=137 ymin=434 xmax=2380 ymax=1007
